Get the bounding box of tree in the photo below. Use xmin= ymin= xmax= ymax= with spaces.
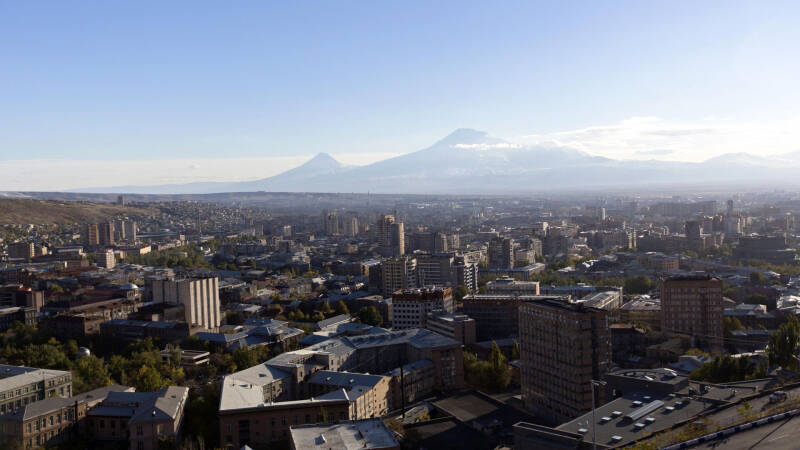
xmin=724 ymin=317 xmax=745 ymax=339
xmin=510 ymin=340 xmax=520 ymax=361
xmin=749 ymin=271 xmax=765 ymax=284
xmin=335 ymin=300 xmax=350 ymax=316
xmin=489 ymin=341 xmax=511 ymax=389
xmin=133 ymin=365 xmax=166 ymax=392
xmin=624 ymin=275 xmax=654 ymax=295
xmin=358 ymin=306 xmax=383 ymax=327
xmin=454 ymin=285 xmax=470 ymax=302
xmin=768 ymin=315 xmax=800 ymax=370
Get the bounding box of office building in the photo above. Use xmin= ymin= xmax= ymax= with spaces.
xmin=392 ymin=287 xmax=454 ymax=330
xmin=324 ymin=211 xmax=339 ymax=235
xmin=343 ymin=216 xmax=359 ymax=237
xmin=661 ymin=275 xmax=723 ymax=349
xmin=519 ymin=298 xmax=611 ymax=424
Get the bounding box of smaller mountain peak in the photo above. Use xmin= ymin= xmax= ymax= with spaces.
xmin=444 ymin=128 xmax=489 ymax=141
xmin=310 ymin=152 xmax=337 ymax=161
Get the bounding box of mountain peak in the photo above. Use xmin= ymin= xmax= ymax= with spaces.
xmin=301 ymin=152 xmax=342 ymax=170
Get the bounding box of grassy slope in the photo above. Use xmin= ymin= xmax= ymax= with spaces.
xmin=0 ymin=199 xmax=156 ymax=224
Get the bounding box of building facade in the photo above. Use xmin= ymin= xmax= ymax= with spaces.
xmin=660 ymin=275 xmax=723 ymax=349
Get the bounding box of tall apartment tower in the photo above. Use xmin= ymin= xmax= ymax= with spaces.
xmin=519 ymin=298 xmax=611 ymax=425
xmin=98 ymin=222 xmax=115 ymax=246
xmin=391 ymin=222 xmax=405 ymax=256
xmin=123 ymin=221 xmax=137 ymax=242
xmin=380 ymin=256 xmax=417 ymax=297
xmin=377 ymin=214 xmax=396 ymax=248
xmin=84 ymin=224 xmax=100 ymax=246
xmin=488 ymin=237 xmax=515 ymax=269
xmin=96 ymin=249 xmax=116 ymax=269
xmin=151 ymin=277 xmax=221 ymax=331
xmin=343 ymin=216 xmax=359 ymax=237
xmin=324 ymin=211 xmax=339 ymax=235
xmin=392 ymin=287 xmax=454 ymax=329
xmin=661 ymin=275 xmax=723 ymax=349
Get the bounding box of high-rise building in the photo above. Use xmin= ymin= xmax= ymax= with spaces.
xmin=343 ymin=216 xmax=359 ymax=237
xmin=323 ymin=211 xmax=339 ymax=235
xmin=392 ymin=287 xmax=454 ymax=329
xmin=519 ymin=298 xmax=611 ymax=425
xmin=84 ymin=224 xmax=100 ymax=246
xmin=488 ymin=237 xmax=515 ymax=268
xmin=8 ymin=242 xmax=34 ymax=261
xmin=390 ymin=222 xmax=405 ymax=257
xmin=123 ymin=221 xmax=137 ymax=242
xmin=661 ymin=275 xmax=723 ymax=349
xmin=377 ymin=214 xmax=395 ymax=248
xmin=380 ymin=256 xmax=417 ymax=297
xmin=98 ymin=222 xmax=115 ymax=246
xmin=151 ymin=277 xmax=221 ymax=331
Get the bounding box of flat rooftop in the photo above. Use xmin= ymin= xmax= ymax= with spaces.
xmin=289 ymin=419 xmax=399 ymax=449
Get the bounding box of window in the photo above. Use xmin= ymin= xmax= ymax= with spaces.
xmin=26 ymin=423 xmax=31 ymax=433
xmin=136 ymin=425 xmax=143 ymax=436
xmin=137 ymin=441 xmax=144 ymax=450
xmin=99 ymin=420 xmax=104 ymax=429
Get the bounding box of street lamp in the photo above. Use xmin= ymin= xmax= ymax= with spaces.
xmin=591 ymin=379 xmax=607 ymax=450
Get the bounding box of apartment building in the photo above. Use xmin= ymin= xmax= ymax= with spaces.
xmin=519 ymin=298 xmax=611 ymax=425
xmin=392 ymin=287 xmax=454 ymax=330
xmin=661 ymin=275 xmax=723 ymax=349
xmin=0 ymin=366 xmax=73 ymax=415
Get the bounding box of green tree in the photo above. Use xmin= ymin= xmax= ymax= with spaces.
xmin=358 ymin=306 xmax=383 ymax=327
xmin=510 ymin=340 xmax=520 ymax=360
xmin=624 ymin=275 xmax=654 ymax=295
xmin=724 ymin=317 xmax=745 ymax=338
xmin=768 ymin=315 xmax=800 ymax=370
xmin=72 ymin=355 xmax=112 ymax=393
xmin=749 ymin=271 xmax=765 ymax=284
xmin=745 ymin=293 xmax=775 ymax=311
xmin=133 ymin=365 xmax=166 ymax=392
xmin=454 ymin=285 xmax=470 ymax=303
xmin=334 ymin=300 xmax=350 ymax=316
xmin=489 ymin=341 xmax=511 ymax=389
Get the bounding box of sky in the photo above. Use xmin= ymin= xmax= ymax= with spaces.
xmin=2 ymin=1 xmax=800 ymax=190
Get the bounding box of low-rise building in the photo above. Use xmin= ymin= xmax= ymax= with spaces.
xmin=289 ymin=419 xmax=400 ymax=450
xmin=425 ymin=312 xmax=476 ymax=345
xmin=0 ymin=365 xmax=73 ymax=415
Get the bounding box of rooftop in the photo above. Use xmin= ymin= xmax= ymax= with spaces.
xmin=289 ymin=419 xmax=399 ymax=450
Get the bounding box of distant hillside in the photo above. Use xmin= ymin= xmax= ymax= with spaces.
xmin=0 ymin=199 xmax=155 ymax=224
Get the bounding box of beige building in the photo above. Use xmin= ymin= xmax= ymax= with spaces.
xmin=0 ymin=365 xmax=73 ymax=415
xmin=485 ymin=277 xmax=540 ymax=296
xmin=151 ymin=277 xmax=221 ymax=330
xmin=519 ymin=298 xmax=611 ymax=425
xmin=425 ymin=312 xmax=476 ymax=345
xmin=380 ymin=256 xmax=417 ymax=298
xmin=86 ymin=386 xmax=188 ymax=450
xmin=96 ymin=249 xmax=115 ymax=269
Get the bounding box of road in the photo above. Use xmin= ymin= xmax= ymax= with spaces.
xmin=697 ymin=414 xmax=800 ymax=450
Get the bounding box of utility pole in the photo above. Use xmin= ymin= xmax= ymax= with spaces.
xmin=591 ymin=379 xmax=607 ymax=450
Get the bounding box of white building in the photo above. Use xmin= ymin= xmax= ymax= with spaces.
xmin=151 ymin=277 xmax=221 ymax=331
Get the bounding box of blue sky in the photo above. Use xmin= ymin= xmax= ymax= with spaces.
xmin=2 ymin=1 xmax=800 ymax=189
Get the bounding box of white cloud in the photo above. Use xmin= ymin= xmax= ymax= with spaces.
xmin=515 ymin=116 xmax=800 ymax=162
xmin=452 ymin=143 xmax=522 ymax=150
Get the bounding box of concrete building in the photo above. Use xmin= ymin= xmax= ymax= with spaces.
xmin=488 ymin=237 xmax=515 ymax=269
xmin=380 ymin=257 xmax=417 ymax=298
xmin=289 ymin=419 xmax=400 ymax=450
xmin=8 ymin=242 xmax=34 ymax=261
xmin=98 ymin=222 xmax=114 ymax=246
xmin=343 ymin=216 xmax=359 ymax=237
xmin=0 ymin=385 xmax=132 ymax=450
xmin=392 ymin=287 xmax=454 ymax=330
xmin=86 ymin=386 xmax=189 ymax=450
xmin=306 ymin=371 xmax=391 ymax=419
xmin=84 ymin=224 xmax=99 ymax=247
xmin=425 ymin=312 xmax=476 ymax=345
xmin=485 ymin=277 xmax=540 ymax=296
xmin=95 ymin=248 xmax=115 ymax=269
xmin=462 ymin=294 xmax=568 ymax=341
xmin=390 ymin=223 xmax=404 ymax=257
xmin=0 ymin=365 xmax=73 ymax=415
xmin=151 ymin=277 xmax=221 ymax=330
xmin=519 ymin=298 xmax=611 ymax=424
xmin=661 ymin=275 xmax=723 ymax=349
xmin=617 ymin=296 xmax=661 ymax=330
